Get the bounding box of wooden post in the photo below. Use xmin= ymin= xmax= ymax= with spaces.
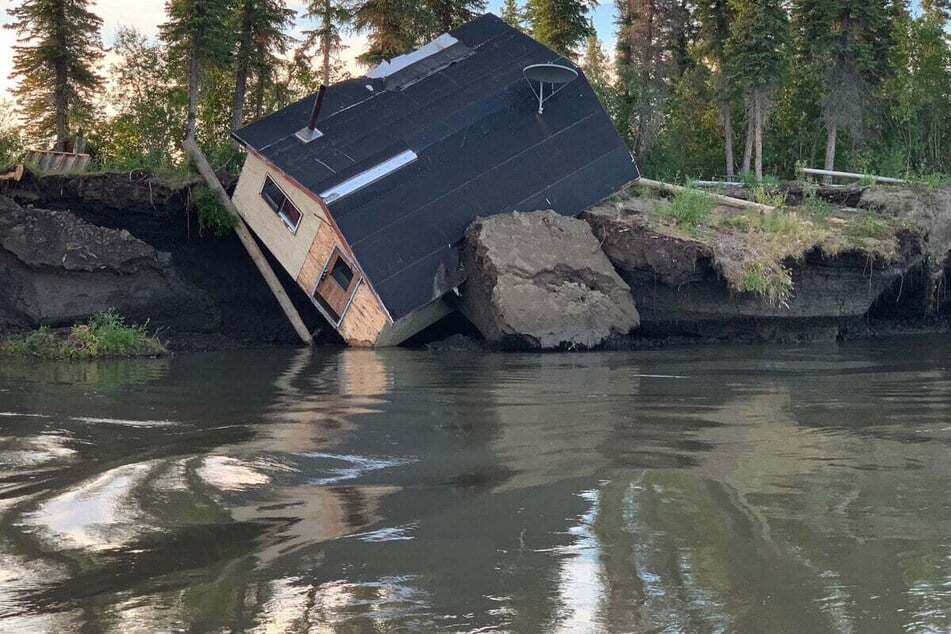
xmin=183 ymin=138 xmax=314 ymax=346
xmin=637 ymin=178 xmax=777 ymax=213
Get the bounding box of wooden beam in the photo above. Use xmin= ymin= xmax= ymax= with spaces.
xmin=801 ymin=168 xmax=910 ymax=185
xmin=637 ymin=177 xmax=777 ymax=213
xmin=183 ymin=137 xmax=314 ymax=346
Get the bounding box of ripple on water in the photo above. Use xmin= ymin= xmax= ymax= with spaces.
xmin=16 ymin=461 xmax=156 ymax=552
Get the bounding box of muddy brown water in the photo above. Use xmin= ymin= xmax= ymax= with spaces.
xmin=0 ymin=338 xmax=949 ymax=633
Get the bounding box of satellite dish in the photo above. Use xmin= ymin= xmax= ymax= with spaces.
xmin=523 ymin=63 xmax=579 ymax=114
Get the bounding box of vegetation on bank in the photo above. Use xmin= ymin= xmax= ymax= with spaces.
xmin=0 ymin=310 xmax=166 ymax=360
xmin=614 ymin=181 xmax=913 ymax=306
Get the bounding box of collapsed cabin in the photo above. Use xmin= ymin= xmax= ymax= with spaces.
xmin=230 ymin=14 xmax=638 ymax=347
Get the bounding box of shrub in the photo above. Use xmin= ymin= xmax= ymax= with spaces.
xmin=191 ymin=186 xmax=235 ymax=237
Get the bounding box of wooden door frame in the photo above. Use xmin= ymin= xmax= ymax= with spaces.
xmin=310 ymin=246 xmax=362 ymax=326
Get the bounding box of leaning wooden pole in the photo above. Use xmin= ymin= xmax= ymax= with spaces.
xmin=183 ymin=137 xmax=314 ymax=346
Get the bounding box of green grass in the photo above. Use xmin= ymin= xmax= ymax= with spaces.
xmin=616 ymin=183 xmax=909 ymax=307
xmin=657 ymin=188 xmax=716 ymax=233
xmin=0 ymin=310 xmax=166 ymax=360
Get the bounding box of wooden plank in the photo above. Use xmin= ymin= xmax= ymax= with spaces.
xmin=183 ymin=137 xmax=314 ymax=347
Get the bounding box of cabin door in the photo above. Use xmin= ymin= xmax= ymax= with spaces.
xmin=314 ymin=248 xmax=360 ymax=324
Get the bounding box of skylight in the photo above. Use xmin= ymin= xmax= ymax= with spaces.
xmin=366 ymin=34 xmax=459 ymax=79
xmin=319 ymin=150 xmax=418 ymax=204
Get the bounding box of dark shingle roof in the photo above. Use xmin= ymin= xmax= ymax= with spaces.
xmin=233 ymin=14 xmax=638 ymax=320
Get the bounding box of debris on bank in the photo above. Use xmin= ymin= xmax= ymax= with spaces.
xmin=458 ymin=211 xmax=639 ymax=350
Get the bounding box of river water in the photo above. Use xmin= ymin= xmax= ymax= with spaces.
xmin=0 ymin=337 xmax=949 ymax=633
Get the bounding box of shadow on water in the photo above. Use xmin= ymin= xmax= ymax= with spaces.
xmin=0 ymin=337 xmax=949 ymax=632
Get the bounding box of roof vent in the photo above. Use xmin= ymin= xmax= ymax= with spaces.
xmin=523 ymin=64 xmax=578 ymax=114
xmin=296 ymin=84 xmax=327 ymax=143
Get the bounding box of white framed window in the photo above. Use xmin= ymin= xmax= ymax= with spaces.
xmin=261 ymin=175 xmax=303 ymax=233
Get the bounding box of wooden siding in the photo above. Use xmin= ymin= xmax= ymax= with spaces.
xmin=232 ymin=153 xmax=327 ymax=279
xmin=296 ymin=218 xmax=391 ymax=347
xmin=337 ymin=282 xmax=392 ymax=347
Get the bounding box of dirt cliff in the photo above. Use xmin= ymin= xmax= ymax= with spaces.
xmin=0 ymin=171 xmax=326 ymax=347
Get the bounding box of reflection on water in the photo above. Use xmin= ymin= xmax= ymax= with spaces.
xmin=0 ymin=338 xmax=950 ymax=632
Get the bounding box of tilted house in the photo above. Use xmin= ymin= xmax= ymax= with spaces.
xmin=231 ymin=14 xmax=638 ymax=347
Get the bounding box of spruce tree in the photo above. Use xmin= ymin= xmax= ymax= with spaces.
xmin=161 ymin=0 xmax=237 ymax=141
xmin=618 ymin=0 xmax=684 ymax=161
xmin=791 ymin=0 xmax=895 ymax=173
xmin=526 ymin=0 xmax=593 ymax=56
xmin=352 ymin=0 xmax=430 ymax=64
xmin=423 ymin=0 xmax=486 ymax=33
xmin=725 ymin=0 xmax=788 ymax=181
xmin=581 ymin=31 xmax=614 ymax=112
xmin=5 ymin=0 xmax=103 ymax=150
xmin=500 ymin=0 xmax=525 ymax=29
xmin=305 ymin=1 xmax=355 ymax=86
xmin=695 ymin=0 xmax=736 ymax=178
xmin=233 ymin=0 xmax=295 ymax=131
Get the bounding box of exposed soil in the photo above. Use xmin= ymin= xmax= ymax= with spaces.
xmin=1 ymin=170 xmax=330 ymax=349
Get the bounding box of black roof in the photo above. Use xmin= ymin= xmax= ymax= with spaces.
xmin=234 ymin=14 xmax=638 ymax=320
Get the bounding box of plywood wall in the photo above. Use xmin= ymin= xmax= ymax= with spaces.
xmin=234 ymin=151 xmax=393 ymax=347
xmin=295 ymin=220 xmax=392 ymax=348
xmin=232 ymin=153 xmax=327 ymax=279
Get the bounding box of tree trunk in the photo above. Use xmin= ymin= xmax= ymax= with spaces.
xmin=54 ymin=76 xmax=68 ymax=152
xmin=232 ymin=0 xmax=254 ymax=132
xmin=186 ymin=45 xmax=199 ymax=142
xmin=53 ymin=3 xmax=68 ymax=152
xmin=232 ymin=69 xmax=249 ymax=132
xmin=321 ymin=6 xmax=332 ymax=86
xmin=722 ymin=102 xmax=735 ymax=180
xmin=754 ymin=90 xmax=764 ymax=182
xmin=742 ymin=109 xmax=754 ymax=175
xmin=253 ymin=77 xmax=265 ymax=120
xmin=824 ymin=121 xmax=837 ymax=176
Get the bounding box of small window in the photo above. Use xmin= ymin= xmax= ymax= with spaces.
xmin=261 ymin=175 xmax=302 ymax=232
xmin=329 ymin=258 xmax=354 ymax=289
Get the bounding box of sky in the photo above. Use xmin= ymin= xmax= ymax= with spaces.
xmin=0 ymin=1 xmax=619 ymax=103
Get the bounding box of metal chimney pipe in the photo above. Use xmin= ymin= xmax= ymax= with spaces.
xmin=308 ymin=85 xmax=327 ymax=132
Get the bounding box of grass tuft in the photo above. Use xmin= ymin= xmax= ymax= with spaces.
xmin=0 ymin=310 xmax=165 ymax=360
xmin=657 ymin=188 xmax=716 ymax=232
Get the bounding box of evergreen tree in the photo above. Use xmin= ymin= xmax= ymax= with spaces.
xmin=5 ymin=0 xmax=103 ymax=150
xmin=617 ymin=0 xmax=684 ymax=162
xmin=695 ymin=0 xmax=736 ymax=178
xmin=725 ymin=0 xmax=788 ymax=181
xmin=305 ymin=1 xmax=355 ymax=86
xmin=160 ymin=0 xmax=237 ymax=141
xmin=232 ymin=0 xmax=295 ymax=131
xmin=424 ymin=0 xmax=486 ymax=33
xmin=791 ymin=0 xmax=895 ymax=174
xmin=501 ymin=0 xmax=525 ymax=29
xmin=581 ymin=31 xmax=614 ymax=112
xmin=526 ymin=0 xmax=594 ymax=56
xmin=352 ymin=0 xmax=430 ymax=64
